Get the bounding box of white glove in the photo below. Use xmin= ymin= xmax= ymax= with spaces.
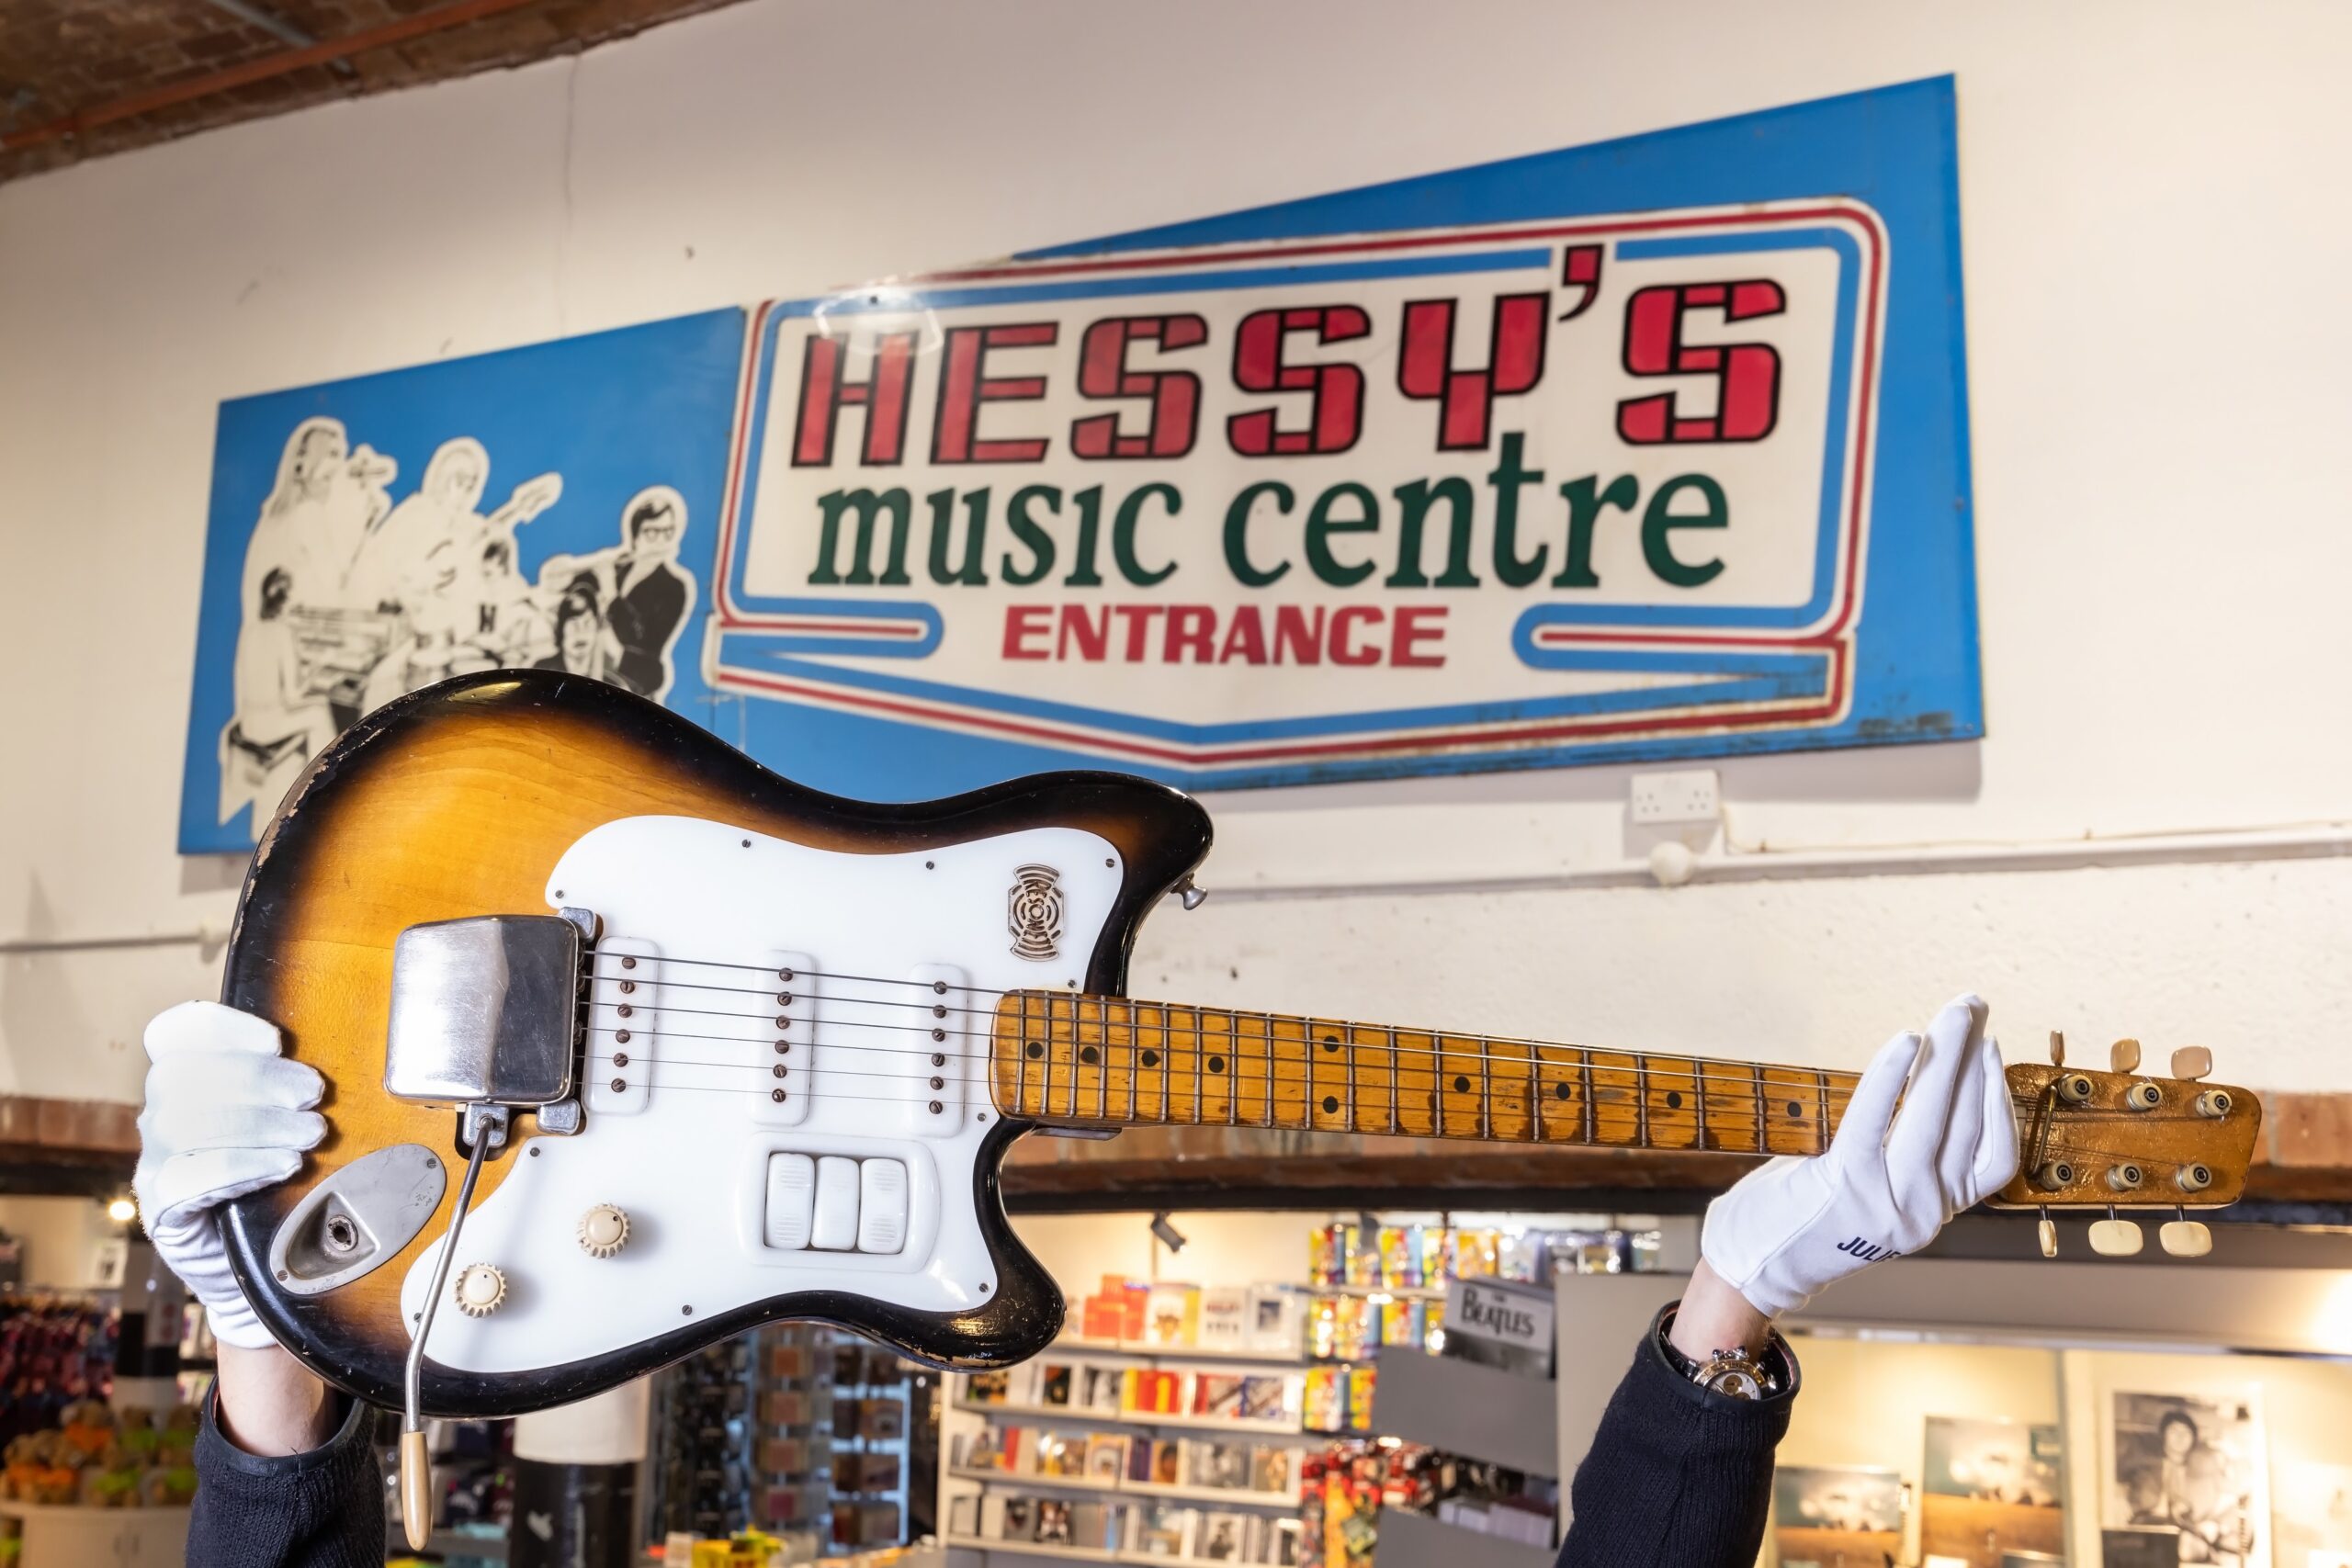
xmin=1702 ymin=994 xmax=2018 ymax=1319
xmin=133 ymin=1001 xmax=327 ymax=1350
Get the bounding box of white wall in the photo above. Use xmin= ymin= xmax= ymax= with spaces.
xmin=4 ymin=0 xmax=2351 ymax=1105
xmin=0 ymin=1196 xmax=129 ymax=1291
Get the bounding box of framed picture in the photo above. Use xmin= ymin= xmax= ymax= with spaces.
xmin=2104 ymin=1390 xmax=2267 ymax=1568
xmin=1772 ymin=1465 xmax=1905 ymax=1566
xmin=1921 ymin=1416 xmax=2064 ymax=1568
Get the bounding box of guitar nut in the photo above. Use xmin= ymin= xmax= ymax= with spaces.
xmin=2196 ymin=1089 xmax=2233 ymax=1118
xmin=2124 ymin=1082 xmax=2164 ymax=1111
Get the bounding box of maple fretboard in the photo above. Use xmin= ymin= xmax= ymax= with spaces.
xmin=989 ymin=990 xmax=1861 ymax=1153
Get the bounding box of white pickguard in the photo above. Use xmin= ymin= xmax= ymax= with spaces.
xmin=396 ymin=814 xmax=1121 ymax=1374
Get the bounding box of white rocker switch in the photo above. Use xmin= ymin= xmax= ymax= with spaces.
xmin=810 ymin=1156 xmax=861 ymax=1251
xmin=763 ymin=1153 xmax=815 ymax=1251
xmin=857 ymin=1159 xmax=908 ymax=1255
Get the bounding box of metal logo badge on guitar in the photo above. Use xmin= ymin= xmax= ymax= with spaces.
xmin=1008 ymin=863 xmax=1063 ymax=961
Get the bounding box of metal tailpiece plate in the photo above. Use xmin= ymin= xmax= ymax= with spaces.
xmin=268 ymin=1144 xmax=448 ymax=1297
xmin=384 ymin=915 xmax=582 ymax=1106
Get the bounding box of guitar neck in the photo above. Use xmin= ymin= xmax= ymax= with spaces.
xmin=987 ymin=991 xmax=1861 ymax=1156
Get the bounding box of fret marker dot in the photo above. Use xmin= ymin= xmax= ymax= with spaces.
xmin=1079 ymin=1046 xmax=1099 ymax=1065
xmin=1453 ymin=1075 xmax=1470 ymax=1093
xmin=1786 ymin=1100 xmax=1804 ymax=1119
xmin=1207 ymin=1055 xmax=1225 ymax=1074
xmin=1554 ymin=1082 xmax=1572 ymax=1100
xmin=1322 ymin=1095 xmax=1340 ymax=1114
xmin=1141 ymin=1050 xmax=1159 ymax=1068
xmin=1321 ymin=1037 xmax=1340 ymax=1053
xmin=1666 ymin=1090 xmax=1683 ymax=1110
xmin=1026 ymin=1042 xmax=1044 ymax=1059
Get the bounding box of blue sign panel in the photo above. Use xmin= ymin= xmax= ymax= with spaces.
xmin=181 ymin=78 xmax=1976 ymax=848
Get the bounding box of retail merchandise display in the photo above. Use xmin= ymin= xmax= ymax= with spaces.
xmin=650 ymin=1324 xmax=910 ymax=1553
xmin=0 ymin=1297 xmax=117 ymax=1443
xmin=0 ymin=1398 xmax=197 ymax=1508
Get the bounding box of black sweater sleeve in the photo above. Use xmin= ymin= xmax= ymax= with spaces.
xmin=189 ymin=1386 xmax=386 ymax=1568
xmin=1555 ymin=1306 xmax=1797 ymax=1568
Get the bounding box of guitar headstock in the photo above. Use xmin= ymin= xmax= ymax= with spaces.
xmin=1989 ymin=1033 xmax=2261 ymax=1260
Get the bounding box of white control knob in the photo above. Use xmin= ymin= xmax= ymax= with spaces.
xmin=453 ymin=1263 xmax=508 ymax=1317
xmin=578 ymin=1204 xmax=630 ymax=1258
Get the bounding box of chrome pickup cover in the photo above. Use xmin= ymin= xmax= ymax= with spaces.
xmin=383 ymin=914 xmax=585 ymax=1106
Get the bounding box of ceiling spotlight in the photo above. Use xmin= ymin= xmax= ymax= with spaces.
xmin=105 ymin=1195 xmax=137 ymax=1225
xmin=1148 ymin=1213 xmax=1187 ymax=1254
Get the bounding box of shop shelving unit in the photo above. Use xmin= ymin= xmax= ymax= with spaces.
xmin=941 ymin=1338 xmax=1327 ymax=1568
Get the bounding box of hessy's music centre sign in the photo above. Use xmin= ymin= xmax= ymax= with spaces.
xmin=712 ymin=78 xmax=1976 ymax=791
xmin=720 ymin=203 xmax=1880 ymax=782
xmin=179 ymin=78 xmax=1978 ymax=850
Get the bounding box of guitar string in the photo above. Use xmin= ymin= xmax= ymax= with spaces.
xmin=582 ymin=1000 xmax=2089 ymax=1124
xmin=578 ymin=1015 xmax=2126 ymax=1132
xmin=584 ymin=993 xmax=1898 ymax=1100
xmin=575 ymin=1010 xmax=2184 ymax=1164
xmin=590 ymin=963 xmax=2169 ymax=1103
xmin=582 ymin=1006 xmax=1891 ymax=1104
xmin=560 ymin=1053 xmax=2191 ymax=1177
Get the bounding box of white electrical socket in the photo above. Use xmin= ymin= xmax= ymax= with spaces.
xmin=1628 ymin=768 xmax=1721 ymax=825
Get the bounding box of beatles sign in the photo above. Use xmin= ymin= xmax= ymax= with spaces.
xmin=180 ymin=78 xmax=1977 ymax=848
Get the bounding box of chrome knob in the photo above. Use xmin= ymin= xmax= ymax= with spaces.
xmin=2030 ymin=1159 xmax=2076 ymax=1192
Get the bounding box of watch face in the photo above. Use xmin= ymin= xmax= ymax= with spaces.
xmin=1702 ymin=1361 xmax=1768 ymax=1400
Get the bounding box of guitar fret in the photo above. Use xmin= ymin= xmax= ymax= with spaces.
xmin=1526 ymin=1046 xmax=1542 ymax=1145
xmin=1813 ymin=1069 xmax=1831 ymax=1156
xmin=1477 ymin=1036 xmax=1492 ymax=1139
xmin=1261 ymin=1020 xmax=1279 ymax=1128
xmin=1580 ymin=1052 xmax=1597 ymax=1145
xmin=1692 ymin=1058 xmax=1709 ymax=1152
xmin=1127 ymin=998 xmax=1141 ymax=1124
xmin=1385 ymin=1025 xmax=1401 ymax=1135
xmin=1635 ymin=1058 xmax=1652 ymax=1148
xmin=1750 ymin=1062 xmax=1766 ymax=1153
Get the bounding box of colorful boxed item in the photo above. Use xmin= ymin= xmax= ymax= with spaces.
xmin=1145 ymin=1283 xmax=1201 ymax=1347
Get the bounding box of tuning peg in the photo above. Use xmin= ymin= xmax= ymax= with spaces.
xmin=2170 ymin=1046 xmax=2213 ymax=1082
xmin=2089 ymin=1215 xmax=2144 ymax=1257
xmin=2048 ymin=1030 xmax=2066 ymax=1067
xmin=2037 ymin=1209 xmax=2059 ymax=1258
xmin=2160 ymin=1219 xmax=2213 ymax=1258
xmin=2110 ymin=1038 xmax=2142 ymax=1073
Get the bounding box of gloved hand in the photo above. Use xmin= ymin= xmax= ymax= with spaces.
xmin=133 ymin=1001 xmax=327 ymax=1350
xmin=1702 ymin=994 xmax=2018 ymax=1319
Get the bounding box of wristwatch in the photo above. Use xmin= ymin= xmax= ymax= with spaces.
xmin=1657 ymin=1307 xmax=1784 ymax=1401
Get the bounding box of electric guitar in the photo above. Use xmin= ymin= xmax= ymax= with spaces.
xmin=218 ymin=670 xmax=2262 ymax=1427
